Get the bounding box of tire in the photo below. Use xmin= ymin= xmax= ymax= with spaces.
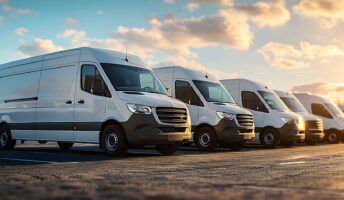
xmin=280 ymin=140 xmax=295 ymax=148
xmin=228 ymin=142 xmax=244 ymax=151
xmin=194 ymin=126 xmax=217 ymax=151
xmin=38 ymin=141 xmax=47 ymax=144
xmin=102 ymin=124 xmax=128 ymax=156
xmin=156 ymin=144 xmax=177 ymax=155
xmin=0 ymin=125 xmax=16 ymax=150
xmin=260 ymin=128 xmax=279 ymax=148
xmin=57 ymin=142 xmax=74 ymax=150
xmin=326 ymin=132 xmax=339 ymax=144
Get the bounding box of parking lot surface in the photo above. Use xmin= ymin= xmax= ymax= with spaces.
xmin=1 ymin=142 xmax=344 ymax=200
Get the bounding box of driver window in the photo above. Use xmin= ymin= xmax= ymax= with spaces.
xmin=175 ymin=80 xmax=203 ymax=106
xmin=81 ymin=64 xmax=111 ymax=97
xmin=242 ymin=91 xmax=268 ymax=113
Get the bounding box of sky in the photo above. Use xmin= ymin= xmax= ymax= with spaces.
xmin=0 ymin=0 xmax=344 ymax=104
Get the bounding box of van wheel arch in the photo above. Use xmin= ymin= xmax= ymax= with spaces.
xmin=260 ymin=126 xmax=280 ymax=137
xmin=195 ymin=124 xmax=217 ymax=138
xmin=99 ymin=120 xmax=127 ymax=148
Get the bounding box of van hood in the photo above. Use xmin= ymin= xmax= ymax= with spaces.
xmin=117 ymin=91 xmax=187 ymax=109
xmin=209 ymin=102 xmax=252 ymax=115
xmin=296 ymin=112 xmax=321 ymax=121
xmin=272 ymin=110 xmax=300 ymax=120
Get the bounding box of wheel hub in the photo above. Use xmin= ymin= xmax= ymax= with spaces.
xmin=106 ymin=131 xmax=119 ymax=151
xmin=329 ymin=133 xmax=337 ymax=142
xmin=0 ymin=131 xmax=8 ymax=146
xmin=264 ymin=133 xmax=274 ymax=144
xmin=199 ymin=132 xmax=211 ymax=147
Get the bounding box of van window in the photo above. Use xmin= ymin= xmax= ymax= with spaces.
xmin=193 ymin=80 xmax=236 ymax=104
xmin=175 ymin=80 xmax=203 ymax=106
xmin=101 ymin=63 xmax=167 ymax=95
xmin=258 ymin=91 xmax=289 ymax=111
xmin=81 ymin=65 xmax=110 ymax=97
xmin=312 ymin=103 xmax=333 ymax=118
xmin=325 ymin=103 xmax=344 ymax=118
xmin=242 ymin=91 xmax=268 ymax=113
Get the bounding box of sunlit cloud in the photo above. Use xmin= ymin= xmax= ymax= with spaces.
xmin=15 ymin=27 xmax=28 ymax=36
xmin=1 ymin=4 xmax=12 ymax=11
xmin=65 ymin=17 xmax=79 ymax=27
xmin=293 ymin=0 xmax=344 ymax=29
xmin=17 ymin=38 xmax=64 ymax=56
xmin=16 ymin=8 xmax=32 ymax=14
xmin=258 ymin=42 xmax=344 ymax=69
xmin=185 ymin=2 xmax=199 ymax=12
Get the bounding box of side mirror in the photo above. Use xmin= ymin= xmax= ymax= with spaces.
xmin=165 ymin=87 xmax=172 ymax=96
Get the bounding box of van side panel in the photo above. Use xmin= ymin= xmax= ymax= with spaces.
xmin=36 ymin=64 xmax=78 ymax=141
xmin=0 ymin=62 xmax=42 ymax=140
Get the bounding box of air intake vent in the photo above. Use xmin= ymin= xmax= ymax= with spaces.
xmin=156 ymin=107 xmax=187 ymax=124
xmin=236 ymin=114 xmax=254 ymax=127
xmin=306 ymin=120 xmax=323 ymax=130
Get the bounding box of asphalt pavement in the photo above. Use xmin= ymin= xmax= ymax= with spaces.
xmin=1 ymin=142 xmax=344 ymax=200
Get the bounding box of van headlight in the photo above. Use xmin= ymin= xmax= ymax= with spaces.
xmin=280 ymin=117 xmax=292 ymax=124
xmin=127 ymin=104 xmax=152 ymax=115
xmin=216 ymin=112 xmax=234 ymax=120
xmin=297 ymin=117 xmax=305 ymax=132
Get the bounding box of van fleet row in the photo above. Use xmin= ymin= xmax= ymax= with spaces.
xmin=0 ymin=48 xmax=343 ymax=156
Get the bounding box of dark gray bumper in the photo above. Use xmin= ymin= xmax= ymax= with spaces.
xmin=214 ymin=119 xmax=255 ymax=144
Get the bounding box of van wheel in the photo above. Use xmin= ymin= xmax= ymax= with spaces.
xmin=228 ymin=142 xmax=244 ymax=151
xmin=57 ymin=142 xmax=74 ymax=150
xmin=194 ymin=126 xmax=217 ymax=151
xmin=0 ymin=125 xmax=16 ymax=150
xmin=102 ymin=124 xmax=128 ymax=156
xmin=327 ymin=132 xmax=339 ymax=144
xmin=156 ymin=144 xmax=177 ymax=155
xmin=280 ymin=140 xmax=295 ymax=148
xmin=260 ymin=128 xmax=279 ymax=148
xmin=38 ymin=141 xmax=47 ymax=144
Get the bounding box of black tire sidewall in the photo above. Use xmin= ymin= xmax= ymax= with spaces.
xmin=327 ymin=132 xmax=339 ymax=144
xmin=102 ymin=124 xmax=128 ymax=156
xmin=195 ymin=126 xmax=217 ymax=151
xmin=57 ymin=142 xmax=74 ymax=150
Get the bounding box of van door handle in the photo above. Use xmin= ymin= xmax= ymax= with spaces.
xmin=78 ymin=100 xmax=85 ymax=104
xmin=66 ymin=100 xmax=72 ymax=104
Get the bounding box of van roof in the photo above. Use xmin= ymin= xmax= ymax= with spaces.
xmin=274 ymin=89 xmax=294 ymax=98
xmin=0 ymin=47 xmax=145 ymax=70
xmin=293 ymin=92 xmax=332 ymax=104
xmin=221 ymin=78 xmax=272 ymax=91
xmin=154 ymin=65 xmax=219 ymax=83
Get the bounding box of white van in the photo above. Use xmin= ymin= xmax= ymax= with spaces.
xmin=274 ymin=90 xmax=324 ymax=144
xmin=221 ymin=79 xmax=305 ymax=148
xmin=154 ymin=66 xmax=255 ymax=151
xmin=294 ymin=93 xmax=344 ymax=143
xmin=0 ymin=47 xmax=191 ymax=155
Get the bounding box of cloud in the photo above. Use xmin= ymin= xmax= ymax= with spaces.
xmin=185 ymin=2 xmax=199 ymax=12
xmin=232 ymin=0 xmax=290 ymax=28
xmin=0 ymin=0 xmax=8 ymax=3
xmin=15 ymin=27 xmax=28 ymax=36
xmin=17 ymin=38 xmax=63 ymax=56
xmin=1 ymin=4 xmax=11 ymax=11
xmin=65 ymin=17 xmax=79 ymax=27
xmin=0 ymin=16 xmax=4 ymax=25
xmin=291 ymin=82 xmax=344 ymax=105
xmin=293 ymin=0 xmax=344 ymax=29
xmin=16 ymin=8 xmax=32 ymax=14
xmin=96 ymin=10 xmax=104 ymax=15
xmin=258 ymin=42 xmax=344 ymax=69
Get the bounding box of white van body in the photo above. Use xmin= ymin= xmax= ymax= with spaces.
xmin=274 ymin=90 xmax=324 ymax=144
xmin=154 ymin=66 xmax=254 ymax=151
xmin=221 ymin=79 xmax=305 ymax=148
xmin=0 ymin=47 xmax=191 ymax=155
xmin=294 ymin=93 xmax=344 ymax=143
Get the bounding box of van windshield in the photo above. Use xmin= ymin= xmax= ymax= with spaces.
xmin=101 ymin=63 xmax=167 ymax=95
xmin=280 ymin=97 xmax=307 ymax=113
xmin=325 ymin=103 xmax=344 ymax=118
xmin=193 ymin=80 xmax=236 ymax=104
xmin=258 ymin=91 xmax=289 ymax=111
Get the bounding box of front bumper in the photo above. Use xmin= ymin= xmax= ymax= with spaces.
xmin=305 ymin=129 xmax=325 ymax=142
xmin=278 ymin=123 xmax=305 ymax=142
xmin=214 ymin=119 xmax=255 ymax=144
xmin=121 ymin=114 xmax=191 ymax=145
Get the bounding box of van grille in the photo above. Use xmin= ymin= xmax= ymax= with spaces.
xmin=306 ymin=120 xmax=323 ymax=130
xmin=155 ymin=107 xmax=188 ymax=124
xmin=236 ymin=114 xmax=254 ymax=127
